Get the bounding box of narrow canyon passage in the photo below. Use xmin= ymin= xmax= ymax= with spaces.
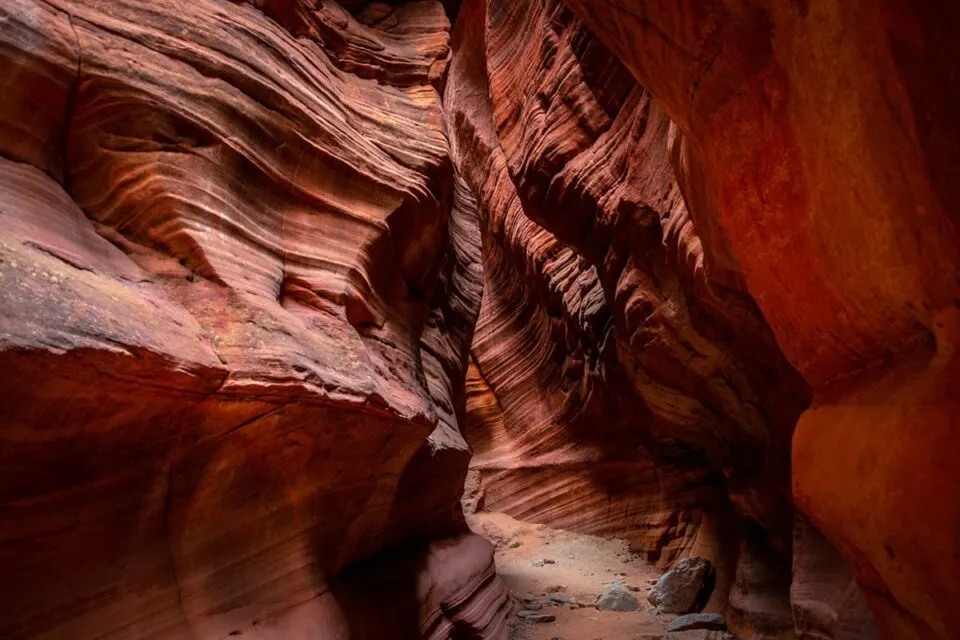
xmin=468 ymin=510 xmax=680 ymax=640
xmin=0 ymin=1 xmax=958 ymax=640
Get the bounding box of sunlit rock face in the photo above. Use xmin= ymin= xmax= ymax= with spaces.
xmin=0 ymin=1 xmax=509 ymax=638
xmin=447 ymin=0 xmax=959 ymax=639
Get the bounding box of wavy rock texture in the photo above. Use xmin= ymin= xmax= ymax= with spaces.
xmin=446 ymin=0 xmax=959 ymax=639
xmin=552 ymin=2 xmax=960 ymax=639
xmin=445 ymin=0 xmax=960 ymax=638
xmin=2 ymin=0 xmax=957 ymax=639
xmin=446 ymin=0 xmax=810 ymax=635
xmin=0 ymin=1 xmax=508 ymax=638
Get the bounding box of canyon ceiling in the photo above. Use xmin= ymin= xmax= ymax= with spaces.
xmin=0 ymin=1 xmax=957 ymax=639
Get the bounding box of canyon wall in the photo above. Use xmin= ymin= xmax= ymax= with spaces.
xmin=445 ymin=0 xmax=810 ymax=635
xmin=0 ymin=1 xmax=957 ymax=639
xmin=448 ymin=0 xmax=959 ymax=639
xmin=0 ymin=1 xmax=509 ymax=638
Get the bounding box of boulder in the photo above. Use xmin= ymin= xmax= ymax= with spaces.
xmin=595 ymin=583 xmax=641 ymax=612
xmin=648 ymin=556 xmax=714 ymax=614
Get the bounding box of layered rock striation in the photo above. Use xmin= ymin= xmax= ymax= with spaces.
xmin=1 ymin=1 xmax=957 ymax=639
xmin=446 ymin=0 xmax=960 ymax=639
xmin=556 ymin=2 xmax=960 ymax=638
xmin=446 ymin=0 xmax=811 ymax=634
xmin=0 ymin=1 xmax=508 ymax=638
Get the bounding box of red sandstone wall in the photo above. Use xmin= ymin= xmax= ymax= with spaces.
xmin=448 ymin=0 xmax=960 ymax=638
xmin=0 ymin=1 xmax=957 ymax=639
xmin=0 ymin=1 xmax=509 ymax=638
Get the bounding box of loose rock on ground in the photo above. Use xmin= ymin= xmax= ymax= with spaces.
xmin=647 ymin=556 xmax=713 ymax=614
xmin=595 ymin=582 xmax=641 ymax=612
xmin=667 ymin=613 xmax=727 ymax=632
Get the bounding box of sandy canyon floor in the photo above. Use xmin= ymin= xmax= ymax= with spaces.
xmin=467 ymin=512 xmax=691 ymax=640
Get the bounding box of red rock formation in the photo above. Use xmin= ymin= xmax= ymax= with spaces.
xmin=553 ymin=2 xmax=960 ymax=639
xmin=0 ymin=0 xmax=508 ymax=638
xmin=445 ymin=0 xmax=959 ymax=638
xmin=446 ymin=0 xmax=812 ymax=634
xmin=2 ymin=0 xmax=957 ymax=638
xmin=792 ymin=514 xmax=878 ymax=640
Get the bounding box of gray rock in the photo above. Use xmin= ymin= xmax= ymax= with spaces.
xmin=517 ymin=611 xmax=555 ymax=624
xmin=667 ymin=613 xmax=726 ymax=632
xmin=647 ymin=556 xmax=714 ymax=614
xmin=549 ymin=593 xmax=573 ymax=605
xmin=595 ymin=582 xmax=641 ymax=612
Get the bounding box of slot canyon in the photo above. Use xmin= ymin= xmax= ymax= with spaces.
xmin=0 ymin=0 xmax=957 ymax=639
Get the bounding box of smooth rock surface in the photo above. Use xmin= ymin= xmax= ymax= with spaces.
xmin=556 ymin=1 xmax=960 ymax=637
xmin=791 ymin=513 xmax=878 ymax=640
xmin=445 ymin=0 xmax=808 ymax=635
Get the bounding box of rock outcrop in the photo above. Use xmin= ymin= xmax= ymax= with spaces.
xmin=0 ymin=0 xmax=508 ymax=638
xmin=791 ymin=514 xmax=878 ymax=640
